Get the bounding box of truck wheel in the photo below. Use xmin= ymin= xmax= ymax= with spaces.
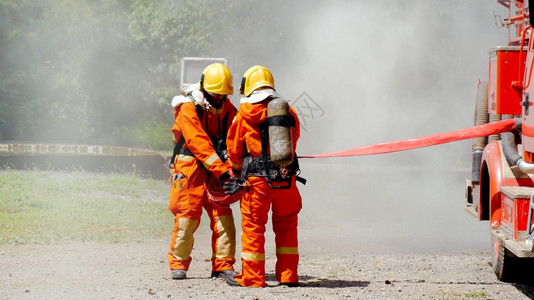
xmin=491 ymin=234 xmax=517 ymax=282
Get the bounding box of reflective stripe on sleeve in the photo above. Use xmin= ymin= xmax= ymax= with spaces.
xmin=203 ymin=153 xmax=220 ymax=169
xmin=177 ymin=154 xmax=194 ymax=162
xmin=227 ymin=158 xmax=242 ymax=170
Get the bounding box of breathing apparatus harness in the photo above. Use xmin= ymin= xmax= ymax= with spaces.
xmin=169 ymin=95 xmax=229 ymax=168
xmin=237 ymin=96 xmax=306 ymax=190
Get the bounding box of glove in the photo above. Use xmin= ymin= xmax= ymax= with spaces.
xmin=222 ymin=162 xmax=241 ymax=179
xmin=217 ymin=172 xmax=231 ymax=186
xmin=230 ymin=168 xmax=241 ymax=178
xmin=223 ymin=176 xmax=244 ymax=195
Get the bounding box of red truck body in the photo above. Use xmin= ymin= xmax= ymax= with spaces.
xmin=466 ymin=0 xmax=534 ymax=282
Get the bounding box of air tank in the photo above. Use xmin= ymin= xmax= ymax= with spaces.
xmin=267 ymin=98 xmax=294 ymax=168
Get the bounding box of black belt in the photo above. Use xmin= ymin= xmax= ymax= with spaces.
xmin=178 ymin=148 xmax=194 ymax=157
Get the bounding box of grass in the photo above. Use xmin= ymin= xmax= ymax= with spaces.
xmin=434 ymin=290 xmax=489 ymax=300
xmin=0 ymin=170 xmax=178 ymax=245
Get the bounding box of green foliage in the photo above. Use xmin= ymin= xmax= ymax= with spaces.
xmin=0 ymin=0 xmax=234 ymax=146
xmin=127 ymin=0 xmax=234 ymax=112
xmin=0 ymin=0 xmax=41 ymax=140
xmin=0 ymin=0 xmax=289 ymax=149
xmin=0 ymin=0 xmax=138 ymax=143
xmin=114 ymin=119 xmax=174 ymax=151
xmin=0 ymin=170 xmax=175 ymax=245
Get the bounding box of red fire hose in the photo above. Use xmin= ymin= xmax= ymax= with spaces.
xmin=299 ymin=119 xmax=516 ymax=159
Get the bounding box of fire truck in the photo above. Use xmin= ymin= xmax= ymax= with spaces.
xmin=465 ymin=0 xmax=534 ymax=282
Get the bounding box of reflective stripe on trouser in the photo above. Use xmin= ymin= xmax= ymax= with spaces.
xmin=168 ymin=156 xmax=236 ymax=271
xmin=168 ymin=217 xmax=199 ymax=270
xmin=168 ymin=207 xmax=236 ymax=271
xmin=205 ymin=200 xmax=236 ymax=271
xmin=234 ymin=176 xmax=302 ymax=287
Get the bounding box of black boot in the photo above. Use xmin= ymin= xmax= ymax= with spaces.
xmin=211 ymin=269 xmax=237 ymax=280
xmin=225 ymin=275 xmax=241 ymax=287
xmin=171 ymin=269 xmax=187 ymax=280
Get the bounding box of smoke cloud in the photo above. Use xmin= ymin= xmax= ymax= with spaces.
xmin=3 ymin=1 xmax=512 ymax=254
xmin=223 ymin=1 xmax=509 ymax=253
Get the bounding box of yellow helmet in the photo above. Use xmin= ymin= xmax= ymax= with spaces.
xmin=200 ymin=63 xmax=233 ymax=95
xmin=239 ymin=65 xmax=275 ymax=96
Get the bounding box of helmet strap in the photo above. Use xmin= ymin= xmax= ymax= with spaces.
xmin=239 ymin=77 xmax=246 ymax=94
xmin=199 ymin=74 xmax=205 ymax=91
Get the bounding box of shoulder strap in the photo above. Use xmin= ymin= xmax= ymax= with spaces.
xmin=258 ymin=96 xmax=296 ymax=156
xmin=221 ymin=112 xmax=229 ymax=139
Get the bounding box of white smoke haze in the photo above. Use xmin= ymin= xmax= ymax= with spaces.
xmin=224 ymin=1 xmax=509 ymax=253
xmin=3 ymin=1 xmax=512 ymax=254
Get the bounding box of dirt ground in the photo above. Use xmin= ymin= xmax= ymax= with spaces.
xmin=2 ymin=167 xmax=534 ymax=299
xmin=2 ymin=235 xmax=534 ymax=300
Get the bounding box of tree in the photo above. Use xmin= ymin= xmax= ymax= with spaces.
xmin=0 ymin=0 xmax=297 ymax=150
xmin=0 ymin=0 xmax=42 ymax=140
xmin=128 ymin=0 xmax=232 ymax=114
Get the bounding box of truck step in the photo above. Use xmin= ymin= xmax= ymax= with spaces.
xmin=500 ymin=186 xmax=534 ymax=199
xmin=464 ymin=205 xmax=478 ymax=218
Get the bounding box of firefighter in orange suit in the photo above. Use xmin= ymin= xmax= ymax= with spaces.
xmin=224 ymin=65 xmax=303 ymax=287
xmin=167 ymin=63 xmax=238 ymax=281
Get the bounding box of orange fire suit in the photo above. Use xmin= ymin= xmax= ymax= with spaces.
xmin=226 ymin=97 xmax=302 ymax=287
xmin=168 ymin=97 xmax=237 ymax=273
